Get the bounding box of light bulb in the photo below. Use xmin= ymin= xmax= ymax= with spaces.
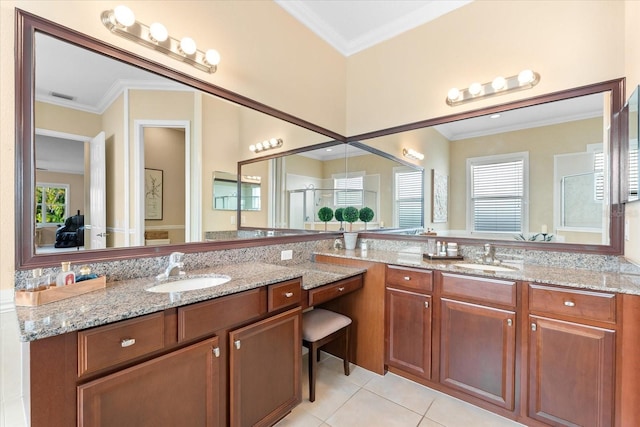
xmin=113 ymin=5 xmax=135 ymax=27
xmin=256 ymin=142 xmax=263 ymax=151
xmin=269 ymin=138 xmax=279 ymax=147
xmin=180 ymin=37 xmax=197 ymax=55
xmin=468 ymin=82 xmax=483 ymax=96
xmin=447 ymin=88 xmax=461 ymax=101
xmin=492 ymin=76 xmax=506 ymax=91
xmin=249 ymin=144 xmax=256 ymax=152
xmin=149 ymin=22 xmax=168 ymax=42
xmin=518 ymin=69 xmax=535 ymax=85
xmin=205 ymin=49 xmax=221 ymax=66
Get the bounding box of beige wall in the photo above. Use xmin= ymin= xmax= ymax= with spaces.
xmin=3 ymin=0 xmax=640 ymax=293
xmin=624 ymin=0 xmax=640 ymax=264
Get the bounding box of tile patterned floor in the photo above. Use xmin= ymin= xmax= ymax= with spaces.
xmin=276 ymin=352 xmax=526 ymax=427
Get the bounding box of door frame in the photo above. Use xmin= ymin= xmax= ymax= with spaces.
xmin=133 ymin=120 xmax=196 ymax=247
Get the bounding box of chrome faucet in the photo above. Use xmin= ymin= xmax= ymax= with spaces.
xmin=482 ymin=243 xmax=496 ymax=264
xmin=157 ymin=252 xmax=186 ymax=280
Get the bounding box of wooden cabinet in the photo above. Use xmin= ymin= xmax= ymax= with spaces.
xmin=229 ymin=307 xmax=302 ymax=427
xmin=440 ymin=298 xmax=516 ymax=410
xmin=439 ymin=273 xmax=517 ymax=411
xmin=527 ymin=284 xmax=616 ymax=427
xmin=78 ymin=336 xmax=220 ymax=427
xmin=385 ymin=287 xmax=432 ymax=379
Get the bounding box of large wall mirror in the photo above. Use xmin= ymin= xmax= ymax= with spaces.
xmin=16 ymin=10 xmax=625 ymax=269
xmin=351 ymin=79 xmax=625 ymax=254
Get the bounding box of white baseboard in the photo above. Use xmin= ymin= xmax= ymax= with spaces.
xmin=0 ymin=289 xmax=15 ymax=313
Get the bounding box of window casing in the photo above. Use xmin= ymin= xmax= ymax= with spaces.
xmin=467 ymin=152 xmax=529 ymax=234
xmin=35 ymin=183 xmax=69 ymax=226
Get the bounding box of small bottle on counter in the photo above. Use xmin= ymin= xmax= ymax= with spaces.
xmin=447 ymin=242 xmax=458 ymax=257
xmin=26 ymin=268 xmax=43 ymax=291
xmin=56 ymin=262 xmax=76 ymax=287
xmin=76 ymin=265 xmax=99 ymax=282
xmin=440 ymin=241 xmax=447 ymax=256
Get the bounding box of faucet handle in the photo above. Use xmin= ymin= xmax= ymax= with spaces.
xmin=169 ymin=252 xmax=184 ymax=263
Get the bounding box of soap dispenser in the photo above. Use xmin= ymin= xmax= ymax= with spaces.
xmin=56 ymin=262 xmax=76 ymax=287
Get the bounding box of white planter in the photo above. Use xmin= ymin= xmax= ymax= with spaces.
xmin=343 ymin=232 xmax=358 ymax=250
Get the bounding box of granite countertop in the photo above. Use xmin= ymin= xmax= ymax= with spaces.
xmin=15 ymin=261 xmax=365 ymax=342
xmin=315 ymin=248 xmax=640 ymax=296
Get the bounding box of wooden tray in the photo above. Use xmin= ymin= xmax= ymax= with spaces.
xmin=15 ymin=276 xmax=106 ymax=307
xmin=423 ymin=254 xmax=464 ymax=261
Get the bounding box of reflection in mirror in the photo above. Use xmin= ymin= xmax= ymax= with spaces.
xmin=212 ymin=172 xmax=261 ymax=211
xmin=356 ymin=86 xmax=622 ymax=246
xmin=627 ymin=85 xmax=639 ymax=202
xmin=30 ymin=29 xmax=330 ymax=257
xmin=239 ymin=142 xmax=424 ymax=232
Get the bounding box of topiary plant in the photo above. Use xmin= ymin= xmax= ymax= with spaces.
xmin=359 ymin=206 xmax=374 ymax=230
xmin=334 ymin=207 xmax=344 ymax=231
xmin=317 ymin=207 xmax=334 ymax=231
xmin=342 ymin=206 xmax=359 ymax=232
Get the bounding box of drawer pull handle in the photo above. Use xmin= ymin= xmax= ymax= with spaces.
xmin=531 ymin=323 xmax=537 ymax=331
xmin=234 ymin=340 xmax=241 ymax=350
xmin=424 ymin=301 xmax=429 ymax=309
xmin=507 ymin=319 xmax=513 ymax=327
xmin=121 ymin=338 xmax=136 ymax=348
xmin=284 ymin=292 xmax=294 ymax=298
xmin=213 ymin=347 xmax=220 ymax=358
xmin=338 ymin=287 xmax=345 ymax=292
xmin=403 ymin=276 xmax=411 ymax=281
xmin=564 ymin=300 xmax=576 ymax=307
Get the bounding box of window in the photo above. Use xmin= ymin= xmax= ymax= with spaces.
xmin=334 ymin=174 xmax=364 ymax=206
xmin=593 ymin=150 xmax=605 ymax=201
xmin=35 ymin=183 xmax=69 ymax=225
xmin=629 ymin=144 xmax=638 ymax=197
xmin=394 ymin=167 xmax=423 ymax=228
xmin=468 ymin=153 xmax=528 ymax=233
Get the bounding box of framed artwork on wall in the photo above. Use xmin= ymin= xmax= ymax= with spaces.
xmin=145 ymin=168 xmax=163 ymax=220
xmin=432 ymin=169 xmax=448 ymax=223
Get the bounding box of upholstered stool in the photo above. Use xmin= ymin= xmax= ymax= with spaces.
xmin=302 ymin=308 xmax=352 ymax=402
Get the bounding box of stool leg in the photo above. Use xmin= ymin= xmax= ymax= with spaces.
xmin=344 ymin=326 xmax=350 ymax=376
xmin=309 ymin=342 xmax=318 ymax=402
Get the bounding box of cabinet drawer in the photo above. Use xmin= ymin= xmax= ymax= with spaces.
xmin=441 ymin=273 xmax=516 ymax=308
xmin=308 ymin=275 xmax=363 ymax=306
xmin=268 ymin=279 xmax=302 ymax=311
xmin=178 ymin=288 xmax=266 ymax=342
xmin=529 ymin=284 xmax=616 ymax=324
xmin=78 ymin=312 xmax=165 ymax=376
xmin=386 ymin=265 xmax=433 ymax=292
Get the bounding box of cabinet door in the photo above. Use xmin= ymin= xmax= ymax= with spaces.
xmin=229 ymin=307 xmax=302 ymax=427
xmin=529 ymin=316 xmax=615 ymax=427
xmin=78 ymin=336 xmax=220 ymax=427
xmin=440 ymin=298 xmax=516 ymax=410
xmin=385 ymin=288 xmax=432 ymax=379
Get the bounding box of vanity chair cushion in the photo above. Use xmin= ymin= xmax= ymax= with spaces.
xmin=302 ymin=308 xmax=352 ymax=402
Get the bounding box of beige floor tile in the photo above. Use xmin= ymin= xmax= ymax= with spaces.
xmin=326 ymin=388 xmax=423 ymax=427
xmin=364 ymin=372 xmax=438 ymax=415
xmin=274 ymin=404 xmax=324 ymax=427
xmin=425 ymin=396 xmax=526 ymax=427
xmin=418 ymin=417 xmax=445 ymax=427
xmin=318 ymin=353 xmax=378 ymax=387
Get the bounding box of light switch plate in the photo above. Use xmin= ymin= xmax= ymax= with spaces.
xmin=281 ymin=250 xmax=293 ymax=260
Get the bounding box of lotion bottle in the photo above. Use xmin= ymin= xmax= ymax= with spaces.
xmin=56 ymin=262 xmax=75 ymax=287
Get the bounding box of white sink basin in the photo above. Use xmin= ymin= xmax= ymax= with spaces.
xmin=454 ymin=263 xmax=517 ymax=273
xmin=146 ymin=275 xmax=231 ymax=293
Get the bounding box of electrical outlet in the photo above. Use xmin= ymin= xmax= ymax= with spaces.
xmin=281 ymin=250 xmax=293 ymax=260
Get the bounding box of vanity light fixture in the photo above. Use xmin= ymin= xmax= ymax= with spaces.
xmin=101 ymin=5 xmax=220 ymax=73
xmin=249 ymin=138 xmax=283 ymax=153
xmin=402 ymin=148 xmax=425 ymax=161
xmin=446 ymin=69 xmax=540 ymax=106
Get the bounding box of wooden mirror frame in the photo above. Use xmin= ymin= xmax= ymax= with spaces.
xmin=15 ymin=9 xmax=625 ymax=269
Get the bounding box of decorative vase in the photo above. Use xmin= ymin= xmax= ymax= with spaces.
xmin=343 ymin=232 xmax=358 ymax=250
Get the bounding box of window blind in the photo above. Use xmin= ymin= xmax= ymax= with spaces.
xmin=395 ymin=169 xmax=423 ymax=228
xmin=630 ymin=147 xmax=638 ymax=197
xmin=471 ymin=160 xmax=523 ymax=232
xmin=594 ymin=151 xmax=605 ymax=201
xmin=334 ymin=176 xmax=363 ymax=206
